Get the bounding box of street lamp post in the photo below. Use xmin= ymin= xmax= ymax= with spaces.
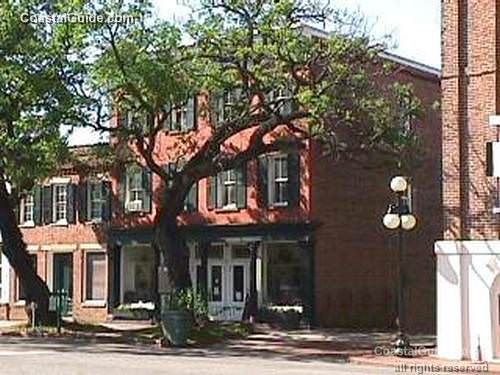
xmin=382 ymin=176 xmax=417 ymax=357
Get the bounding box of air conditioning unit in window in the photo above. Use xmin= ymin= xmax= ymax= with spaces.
xmin=126 ymin=200 xmax=143 ymax=212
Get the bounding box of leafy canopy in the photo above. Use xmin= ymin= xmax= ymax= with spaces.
xmin=0 ymin=0 xmax=89 ymax=195
xmin=80 ymin=0 xmax=421 ymax=186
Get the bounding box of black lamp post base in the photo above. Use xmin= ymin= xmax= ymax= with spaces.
xmin=393 ymin=332 xmax=412 ymax=357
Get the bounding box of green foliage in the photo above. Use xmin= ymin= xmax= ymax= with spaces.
xmin=162 ymin=289 xmax=208 ymax=319
xmin=0 ymin=0 xmax=89 ymax=195
xmin=83 ymin=0 xmax=422 ymax=178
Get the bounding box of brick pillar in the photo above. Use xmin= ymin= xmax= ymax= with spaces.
xmin=442 ymin=0 xmax=500 ymax=240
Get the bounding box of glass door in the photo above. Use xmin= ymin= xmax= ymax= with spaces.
xmin=53 ymin=253 xmax=73 ymax=316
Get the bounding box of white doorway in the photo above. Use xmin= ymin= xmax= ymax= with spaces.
xmin=190 ymin=243 xmax=250 ymax=321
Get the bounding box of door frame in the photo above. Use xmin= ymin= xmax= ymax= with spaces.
xmin=52 ymin=252 xmax=74 ymax=315
xmin=491 ymin=274 xmax=500 ymax=359
xmin=189 ymin=242 xmax=251 ymax=320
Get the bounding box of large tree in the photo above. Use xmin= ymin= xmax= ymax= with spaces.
xmin=83 ymin=0 xmax=421 ymax=293
xmin=0 ymin=0 xmax=88 ymax=322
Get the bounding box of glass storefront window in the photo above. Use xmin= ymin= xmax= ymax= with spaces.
xmin=266 ymin=243 xmax=302 ymax=305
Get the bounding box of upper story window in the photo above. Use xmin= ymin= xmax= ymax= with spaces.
xmin=259 ymin=153 xmax=300 ymax=209
xmin=128 ymin=170 xmax=145 ymax=208
xmin=20 ymin=192 xmax=35 ymax=226
xmin=53 ymin=183 xmax=68 ymax=224
xmin=165 ymin=97 xmax=197 ymax=132
xmin=212 ymin=89 xmax=241 ymax=127
xmin=89 ymin=182 xmax=104 ymax=220
xmin=220 ymin=169 xmax=237 ymax=209
xmin=269 ymin=154 xmax=289 ymax=206
xmin=207 ymin=165 xmax=246 ymax=210
xmin=120 ymin=166 xmax=152 ymax=214
xmin=79 ymin=179 xmax=111 ymax=223
xmin=267 ymin=87 xmax=294 ymax=116
xmin=119 ymin=110 xmax=155 ymax=131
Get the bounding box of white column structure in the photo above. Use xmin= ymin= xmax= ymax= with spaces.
xmin=0 ymin=232 xmax=10 ymax=305
xmin=435 ymin=241 xmax=500 ymax=361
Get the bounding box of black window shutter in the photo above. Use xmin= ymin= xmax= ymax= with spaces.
xmin=236 ymin=164 xmax=247 ymax=209
xmin=211 ymin=94 xmax=224 ymax=127
xmin=184 ymin=97 xmax=197 ymax=131
xmin=78 ymin=181 xmax=88 ymax=223
xmin=184 ymin=182 xmax=198 ymax=212
xmin=216 ymin=173 xmax=224 ymax=208
xmin=163 ymin=103 xmax=171 ymax=130
xmin=119 ymin=168 xmax=127 ymax=214
xmin=288 ymin=153 xmax=300 ymax=207
xmin=102 ymin=181 xmax=112 ymax=221
xmin=13 ymin=201 xmax=20 ymax=225
xmin=33 ymin=185 xmax=42 ymax=225
xmin=67 ymin=184 xmax=76 ymax=224
xmin=207 ymin=175 xmax=217 ymax=210
xmin=209 ymin=94 xmax=217 ymax=127
xmin=142 ymin=167 xmax=152 ymax=213
xmin=258 ymin=156 xmax=269 ymax=208
xmin=487 ymin=142 xmax=493 ymax=176
xmin=42 ymin=185 xmax=53 ymax=224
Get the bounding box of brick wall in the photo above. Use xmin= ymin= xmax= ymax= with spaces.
xmin=442 ymin=0 xmax=500 ymax=240
xmin=312 ymin=66 xmax=442 ymax=333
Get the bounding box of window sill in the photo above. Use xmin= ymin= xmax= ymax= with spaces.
xmin=82 ymin=300 xmax=107 ymax=308
xmin=268 ymin=203 xmax=289 ymax=209
xmin=215 ymin=206 xmax=241 ymax=213
xmin=13 ymin=300 xmax=26 ymax=307
xmin=86 ymin=219 xmax=103 ymax=224
xmin=19 ymin=222 xmax=35 ymax=228
xmin=51 ymin=220 xmax=68 ymax=227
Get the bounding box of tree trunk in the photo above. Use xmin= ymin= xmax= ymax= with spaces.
xmin=154 ymin=185 xmax=192 ymax=292
xmin=0 ymin=179 xmax=51 ymax=324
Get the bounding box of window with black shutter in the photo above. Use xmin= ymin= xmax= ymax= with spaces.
xmin=122 ymin=166 xmax=152 ymax=214
xmin=207 ymin=165 xmax=246 ymax=210
xmin=81 ymin=180 xmax=111 ymax=222
xmin=211 ymin=89 xmax=241 ymax=128
xmin=166 ymin=97 xmax=197 ymax=132
xmin=261 ymin=153 xmax=300 ymax=208
xmin=19 ymin=190 xmax=35 ymax=226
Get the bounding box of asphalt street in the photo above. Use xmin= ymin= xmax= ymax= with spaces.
xmin=0 ymin=336 xmax=403 ymax=375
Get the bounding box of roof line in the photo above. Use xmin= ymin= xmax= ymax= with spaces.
xmin=300 ymin=23 xmax=441 ymax=78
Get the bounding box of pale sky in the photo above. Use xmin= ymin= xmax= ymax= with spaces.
xmin=67 ymin=0 xmax=441 ymax=146
xmin=154 ymin=0 xmax=441 ymax=68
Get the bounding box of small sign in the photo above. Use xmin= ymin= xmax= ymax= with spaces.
xmin=49 ymin=296 xmax=57 ymax=312
xmin=157 ymin=266 xmax=171 ymax=294
xmin=490 ymin=115 xmax=500 ymax=126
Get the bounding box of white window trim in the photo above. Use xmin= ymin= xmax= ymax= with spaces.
xmin=218 ymin=170 xmax=237 ymax=210
xmin=268 ymin=154 xmax=289 ymax=207
xmin=172 ymin=105 xmax=188 ymax=130
xmin=19 ymin=194 xmax=35 ymax=228
xmin=52 ymin=183 xmax=68 ymax=226
xmin=125 ymin=169 xmax=146 ymax=212
xmin=84 ymin=251 xmax=107 ymax=303
xmin=87 ymin=180 xmax=105 ymax=223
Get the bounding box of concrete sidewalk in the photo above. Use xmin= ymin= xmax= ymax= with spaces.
xmin=215 ymin=325 xmax=435 ymax=362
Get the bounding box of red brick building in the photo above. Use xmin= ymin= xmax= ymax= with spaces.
xmin=0 ymin=53 xmax=440 ymax=333
xmin=437 ymin=0 xmax=500 ymax=361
